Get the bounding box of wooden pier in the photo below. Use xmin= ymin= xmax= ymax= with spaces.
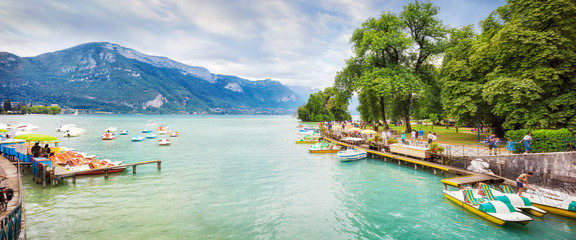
xmin=34 ymin=160 xmax=162 ymax=187
xmin=323 ymin=136 xmax=503 ymax=179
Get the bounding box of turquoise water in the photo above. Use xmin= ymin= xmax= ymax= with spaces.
xmin=3 ymin=115 xmax=575 ymax=239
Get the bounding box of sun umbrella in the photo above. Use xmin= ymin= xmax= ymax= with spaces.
xmin=361 ymin=130 xmax=377 ymax=134
xmin=332 ymin=125 xmax=343 ymax=129
xmin=14 ymin=133 xmax=58 ymax=142
xmin=349 ymin=127 xmax=362 ymax=131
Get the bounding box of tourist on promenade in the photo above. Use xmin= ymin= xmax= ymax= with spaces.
xmin=488 ymin=134 xmax=498 ymax=155
xmin=506 ymin=139 xmax=516 ymax=153
xmin=427 ymin=131 xmax=433 ymax=145
xmin=516 ymin=172 xmax=533 ymax=197
xmin=410 ymin=130 xmax=416 ymax=142
xmin=519 ymin=131 xmax=532 ymax=153
xmin=386 ymin=130 xmax=392 ymax=140
xmin=401 ymin=131 xmax=406 ymax=144
xmin=31 ymin=142 xmax=41 ymax=157
xmin=432 ymin=132 xmax=437 ymax=143
xmin=418 ymin=128 xmax=424 ymax=140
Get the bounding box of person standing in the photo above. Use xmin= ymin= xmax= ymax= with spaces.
xmin=432 ymin=132 xmax=437 ymax=143
xmin=519 ymin=131 xmax=532 ymax=153
xmin=418 ymin=128 xmax=424 ymax=140
xmin=401 ymin=131 xmax=406 ymax=144
xmin=488 ymin=134 xmax=497 ymax=155
xmin=427 ymin=131 xmax=433 ymax=145
xmin=516 ymin=172 xmax=533 ymax=197
xmin=410 ymin=130 xmax=416 ymax=142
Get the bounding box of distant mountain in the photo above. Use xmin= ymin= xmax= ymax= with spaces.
xmin=0 ymin=42 xmax=307 ymax=114
xmin=286 ymin=85 xmax=320 ymax=105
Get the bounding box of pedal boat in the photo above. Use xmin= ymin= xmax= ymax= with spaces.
xmin=308 ymin=141 xmax=340 ymax=153
xmin=488 ymin=185 xmax=547 ymax=217
xmin=442 ymin=179 xmax=532 ymax=225
xmin=522 ymin=188 xmax=576 ymax=219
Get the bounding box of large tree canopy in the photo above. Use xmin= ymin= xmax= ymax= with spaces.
xmin=441 ymin=0 xmax=576 ymax=133
xmin=335 ymin=0 xmax=447 ymax=132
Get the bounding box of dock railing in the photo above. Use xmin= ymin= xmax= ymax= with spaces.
xmin=0 ymin=162 xmax=24 ymax=239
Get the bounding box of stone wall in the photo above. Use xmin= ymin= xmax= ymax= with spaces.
xmin=449 ymin=152 xmax=576 ymax=189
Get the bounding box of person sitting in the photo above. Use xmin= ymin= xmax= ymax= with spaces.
xmin=31 ymin=142 xmax=42 ymax=158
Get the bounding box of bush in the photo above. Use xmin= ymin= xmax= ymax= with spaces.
xmin=504 ymin=128 xmax=575 ymax=153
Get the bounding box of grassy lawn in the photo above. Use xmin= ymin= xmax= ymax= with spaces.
xmin=379 ymin=124 xmax=483 ymax=145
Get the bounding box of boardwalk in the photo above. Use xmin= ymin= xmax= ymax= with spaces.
xmin=323 ymin=136 xmax=503 ymax=180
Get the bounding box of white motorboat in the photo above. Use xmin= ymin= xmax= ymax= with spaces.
xmin=15 ymin=122 xmax=39 ymax=131
xmin=337 ymin=148 xmax=367 ymax=161
xmin=119 ymin=130 xmax=129 ymax=135
xmin=63 ymin=127 xmax=86 ymax=137
xmin=104 ymin=127 xmax=117 ymax=132
xmin=56 ymin=124 xmax=77 ymax=132
xmin=159 ymin=139 xmax=170 ymax=146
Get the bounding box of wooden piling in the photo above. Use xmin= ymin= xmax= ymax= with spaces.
xmin=133 ymin=165 xmax=136 ymax=174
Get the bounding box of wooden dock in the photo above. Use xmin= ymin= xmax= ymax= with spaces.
xmin=323 ymin=136 xmax=502 ymax=179
xmin=34 ymin=160 xmax=162 ymax=187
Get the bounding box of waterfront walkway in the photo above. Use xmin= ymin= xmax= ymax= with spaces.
xmin=0 ymin=155 xmax=25 ymax=239
xmin=323 ymin=136 xmax=503 ymax=182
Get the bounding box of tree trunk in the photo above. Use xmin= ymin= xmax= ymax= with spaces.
xmin=378 ymin=97 xmax=389 ymax=130
xmin=404 ymin=112 xmax=412 ymax=133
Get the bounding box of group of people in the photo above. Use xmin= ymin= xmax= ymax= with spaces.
xmin=397 ymin=129 xmax=437 ymax=146
xmin=30 ymin=142 xmax=53 ymax=158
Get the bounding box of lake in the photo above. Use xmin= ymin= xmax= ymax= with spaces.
xmin=2 ymin=115 xmax=575 ymax=239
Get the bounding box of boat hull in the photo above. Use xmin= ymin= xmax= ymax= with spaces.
xmin=443 ymin=191 xmax=532 ymax=225
xmin=296 ymin=140 xmax=318 ymax=144
xmin=75 ymin=167 xmax=126 ymax=175
xmin=531 ymin=203 xmax=576 ymax=219
xmin=309 ymin=149 xmax=339 ymax=153
xmin=444 ymin=192 xmax=506 ymax=225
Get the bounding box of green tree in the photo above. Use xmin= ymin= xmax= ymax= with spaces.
xmin=297 ymin=87 xmax=351 ymax=122
xmin=2 ymin=100 xmax=11 ymax=112
xmin=441 ymin=0 xmax=576 ymax=133
xmin=335 ymin=0 xmax=448 ymax=132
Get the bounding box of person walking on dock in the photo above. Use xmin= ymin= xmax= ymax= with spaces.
xmin=516 ymin=172 xmax=533 ymax=197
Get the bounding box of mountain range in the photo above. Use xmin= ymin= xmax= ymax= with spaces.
xmin=0 ymin=42 xmax=317 ymax=114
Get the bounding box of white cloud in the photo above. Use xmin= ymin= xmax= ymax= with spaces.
xmin=0 ymin=0 xmax=505 ymax=88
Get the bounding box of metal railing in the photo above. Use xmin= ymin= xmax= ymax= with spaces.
xmin=444 ymin=137 xmax=576 ymax=157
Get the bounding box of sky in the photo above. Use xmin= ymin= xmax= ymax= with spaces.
xmin=0 ymin=0 xmax=505 ymax=88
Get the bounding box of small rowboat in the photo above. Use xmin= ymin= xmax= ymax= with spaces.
xmin=102 ymin=133 xmax=116 ymax=140
xmin=337 ymin=148 xmax=367 ymax=161
xmin=159 ymin=139 xmax=170 ymax=146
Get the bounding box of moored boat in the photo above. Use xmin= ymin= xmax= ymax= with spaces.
xmin=131 ymin=135 xmax=145 ymax=142
xmin=159 ymin=139 xmax=170 ymax=146
xmin=441 ymin=177 xmax=533 ymax=225
xmin=308 ymin=140 xmax=340 ymax=153
xmin=169 ymin=131 xmax=179 ymax=137
xmin=522 ymin=188 xmax=576 ymax=219
xmin=119 ymin=130 xmax=129 ymax=135
xmin=102 ymin=133 xmax=116 ymax=140
xmin=49 ymin=151 xmax=126 ymax=175
xmin=337 ymin=148 xmax=367 ymax=161
xmin=488 ymin=185 xmax=547 ymax=217
xmin=56 ymin=124 xmax=77 ymax=132
xmin=146 ymin=133 xmax=157 ymax=139
xmin=63 ymin=127 xmax=86 ymax=137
